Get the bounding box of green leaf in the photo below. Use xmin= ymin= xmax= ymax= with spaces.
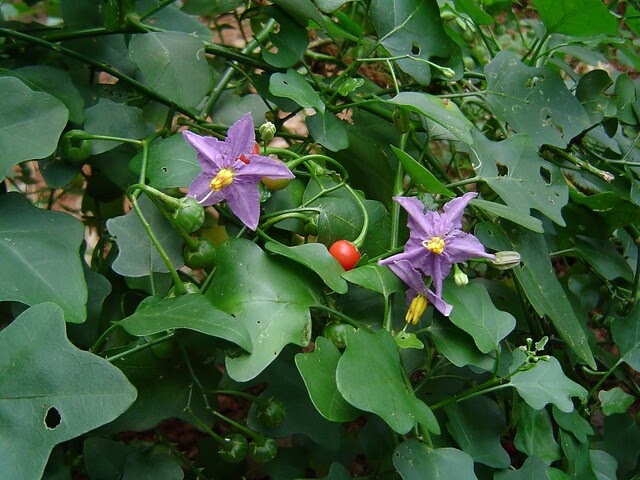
xmin=262 ymin=6 xmax=309 ymax=68
xmin=106 ymin=195 xmax=185 ymax=277
xmin=120 ymin=294 xmax=252 ymax=352
xmin=444 ymin=396 xmax=510 ymax=468
xmin=476 ymin=222 xmax=596 ymax=368
xmin=590 ymin=450 xmax=619 ymax=480
xmin=0 ymin=76 xmax=68 ymax=180
xmin=0 ymin=303 xmax=137 ymax=480
xmin=574 ymin=235 xmax=634 ymax=282
xmin=206 ymin=239 xmax=323 ymax=381
xmin=0 ymin=193 xmax=87 ymax=323
xmin=138 ymin=0 xmax=214 ymax=40
xmin=576 ymin=69 xmax=617 ymax=125
xmin=559 ymin=429 xmax=597 ymax=480
xmin=10 ymin=65 xmax=85 ymax=124
xmin=269 ymin=69 xmax=325 ymax=112
xmin=470 ymin=198 xmax=543 ymax=233
xmin=429 ymin=315 xmax=497 ymax=371
xmin=610 ymin=302 xmax=640 ymax=371
xmin=471 ymin=131 xmax=568 ymax=226
xmin=130 ymin=134 xmax=199 ymax=189
xmin=393 ymin=439 xmax=478 ymax=480
xmin=485 ymin=51 xmax=591 ymax=148
xmin=371 ymin=0 xmax=462 ymax=84
xmin=129 ymin=32 xmax=212 ymax=108
xmin=264 ymin=242 xmax=348 ymax=294
xmin=84 ymin=438 xmax=183 ymax=480
xmin=442 ymin=279 xmax=516 ymax=354
xmin=271 ymin=0 xmax=323 ymax=27
xmin=514 ymin=402 xmax=562 ymax=464
xmin=295 ymin=336 xmax=361 ymax=422
xmin=306 ymin=111 xmax=349 ymax=152
xmin=64 ymin=34 xmax=137 ymax=76
xmin=599 ymin=387 xmax=635 ymax=416
xmin=395 ymin=331 xmax=424 ymax=350
xmin=530 ymin=0 xmax=617 ymax=36
xmin=247 ymin=359 xmax=343 ymax=448
xmin=391 ymin=146 xmax=455 ymax=197
xmin=336 ymin=328 xmax=439 ymax=434
xmin=494 ymin=455 xmax=556 ymax=480
xmin=388 ymin=93 xmax=474 ymax=144
xmin=603 ymin=413 xmax=640 ymax=472
xmin=553 ymin=406 xmax=594 ymax=443
xmin=454 ymin=0 xmax=494 ymax=25
xmin=510 ymin=357 xmax=588 ymax=412
xmin=342 ymin=264 xmax=404 ymax=299
xmin=84 ymin=98 xmax=151 ymax=155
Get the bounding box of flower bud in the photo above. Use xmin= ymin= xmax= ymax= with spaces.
xmin=259 ymin=121 xmax=276 ymax=143
xmin=405 ymin=294 xmax=427 ymax=325
xmin=491 ymin=251 xmax=521 ymax=270
xmin=453 ymin=264 xmax=468 ymax=286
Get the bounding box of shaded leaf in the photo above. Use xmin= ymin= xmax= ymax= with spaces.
xmin=445 ymin=396 xmax=510 ymax=468
xmin=0 ymin=193 xmax=87 ymax=323
xmin=306 ymin=111 xmax=349 ymax=152
xmin=206 ymin=239 xmax=323 ymax=381
xmin=391 ymin=146 xmax=455 ymax=197
xmin=0 ymin=303 xmax=137 ymax=480
xmin=429 ymin=316 xmax=497 ymax=371
xmin=610 ymin=302 xmax=640 ymax=371
xmin=0 ymin=76 xmax=68 ymax=180
xmin=295 ymin=336 xmax=361 ymax=422
xmin=393 ymin=439 xmax=477 ymax=480
xmin=494 ymin=455 xmax=556 ymax=480
xmin=106 ymin=195 xmax=185 ymax=277
xmin=336 ymin=328 xmax=439 ymax=434
xmin=262 ymin=6 xmax=309 ymax=67
xmin=514 ymin=402 xmax=562 ymax=463
xmin=264 ymin=242 xmax=348 ymax=294
xmin=129 ymin=32 xmax=212 ymax=107
xmin=120 ymin=294 xmax=252 ymax=352
xmin=553 ymin=406 xmax=594 ymax=443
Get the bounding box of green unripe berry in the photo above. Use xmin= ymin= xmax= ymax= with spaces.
xmin=172 ymin=197 xmax=205 ymax=233
xmin=218 ymin=433 xmax=248 ymax=463
xmin=183 ymin=238 xmax=216 ymax=270
xmin=61 ymin=129 xmax=92 ymax=163
xmin=256 ymin=397 xmax=286 ymax=428
xmin=250 ymin=437 xmax=278 ymax=463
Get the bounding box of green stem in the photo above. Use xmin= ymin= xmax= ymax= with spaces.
xmin=541 ymin=145 xmax=615 ymax=182
xmin=90 ymin=321 xmax=121 ymax=353
xmin=139 ymin=0 xmax=176 ymax=20
xmin=430 ymin=378 xmax=509 ymax=410
xmin=310 ymin=305 xmax=368 ymax=329
xmin=0 ymin=28 xmax=196 ymax=118
xmin=128 ymin=194 xmax=186 ymax=295
xmin=201 ymin=18 xmax=278 ymax=118
xmin=588 ymin=358 xmax=624 ymax=398
xmin=106 ymin=331 xmax=175 ymax=363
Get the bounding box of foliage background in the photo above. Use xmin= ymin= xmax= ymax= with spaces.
xmin=1 ymin=0 xmax=640 ymax=479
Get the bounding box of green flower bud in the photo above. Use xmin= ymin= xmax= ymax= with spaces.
xmin=491 ymin=251 xmax=521 ymax=270
xmin=453 ymin=264 xmax=469 ymax=286
xmin=259 ymin=121 xmax=276 ymax=143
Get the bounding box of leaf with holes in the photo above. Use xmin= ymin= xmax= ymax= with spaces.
xmin=0 ymin=193 xmax=87 ymax=323
xmin=0 ymin=303 xmax=137 ymax=480
xmin=485 ymin=51 xmax=591 ymax=148
xmin=206 ymin=239 xmax=323 ymax=381
xmin=471 ymin=130 xmax=568 ymax=226
xmin=269 ymin=69 xmax=325 ymax=112
xmin=130 ymin=134 xmax=200 ymax=189
xmin=370 ymin=0 xmax=462 ymax=84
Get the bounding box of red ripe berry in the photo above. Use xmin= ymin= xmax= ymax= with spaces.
xmin=329 ymin=240 xmax=361 ymax=270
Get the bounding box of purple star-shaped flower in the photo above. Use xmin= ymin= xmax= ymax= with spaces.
xmin=379 ymin=192 xmax=495 ymax=316
xmin=183 ymin=113 xmax=294 ymax=230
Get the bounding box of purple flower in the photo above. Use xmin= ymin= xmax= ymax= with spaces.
xmin=183 ymin=113 xmax=294 ymax=230
xmin=379 ymin=192 xmax=495 ymax=316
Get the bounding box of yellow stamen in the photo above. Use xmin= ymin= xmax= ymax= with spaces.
xmin=424 ymin=236 xmax=445 ymax=255
xmin=405 ymin=294 xmax=428 ymax=325
xmin=209 ymin=168 xmax=234 ymax=191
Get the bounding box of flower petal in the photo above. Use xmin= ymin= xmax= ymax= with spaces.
xmin=444 ymin=231 xmax=496 ymax=264
xmin=239 ymin=155 xmax=295 ymax=180
xmin=394 ymin=196 xmax=436 ymax=238
xmin=188 ymin=173 xmax=226 ymax=206
xmin=440 ymin=192 xmax=477 ymax=232
xmin=225 ymin=179 xmax=261 ymax=230
xmin=226 ymin=113 xmax=257 ymax=160
xmin=182 ymin=131 xmax=225 ymax=171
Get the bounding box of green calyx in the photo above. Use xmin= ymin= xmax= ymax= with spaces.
xmin=183 ymin=238 xmax=216 ymax=270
